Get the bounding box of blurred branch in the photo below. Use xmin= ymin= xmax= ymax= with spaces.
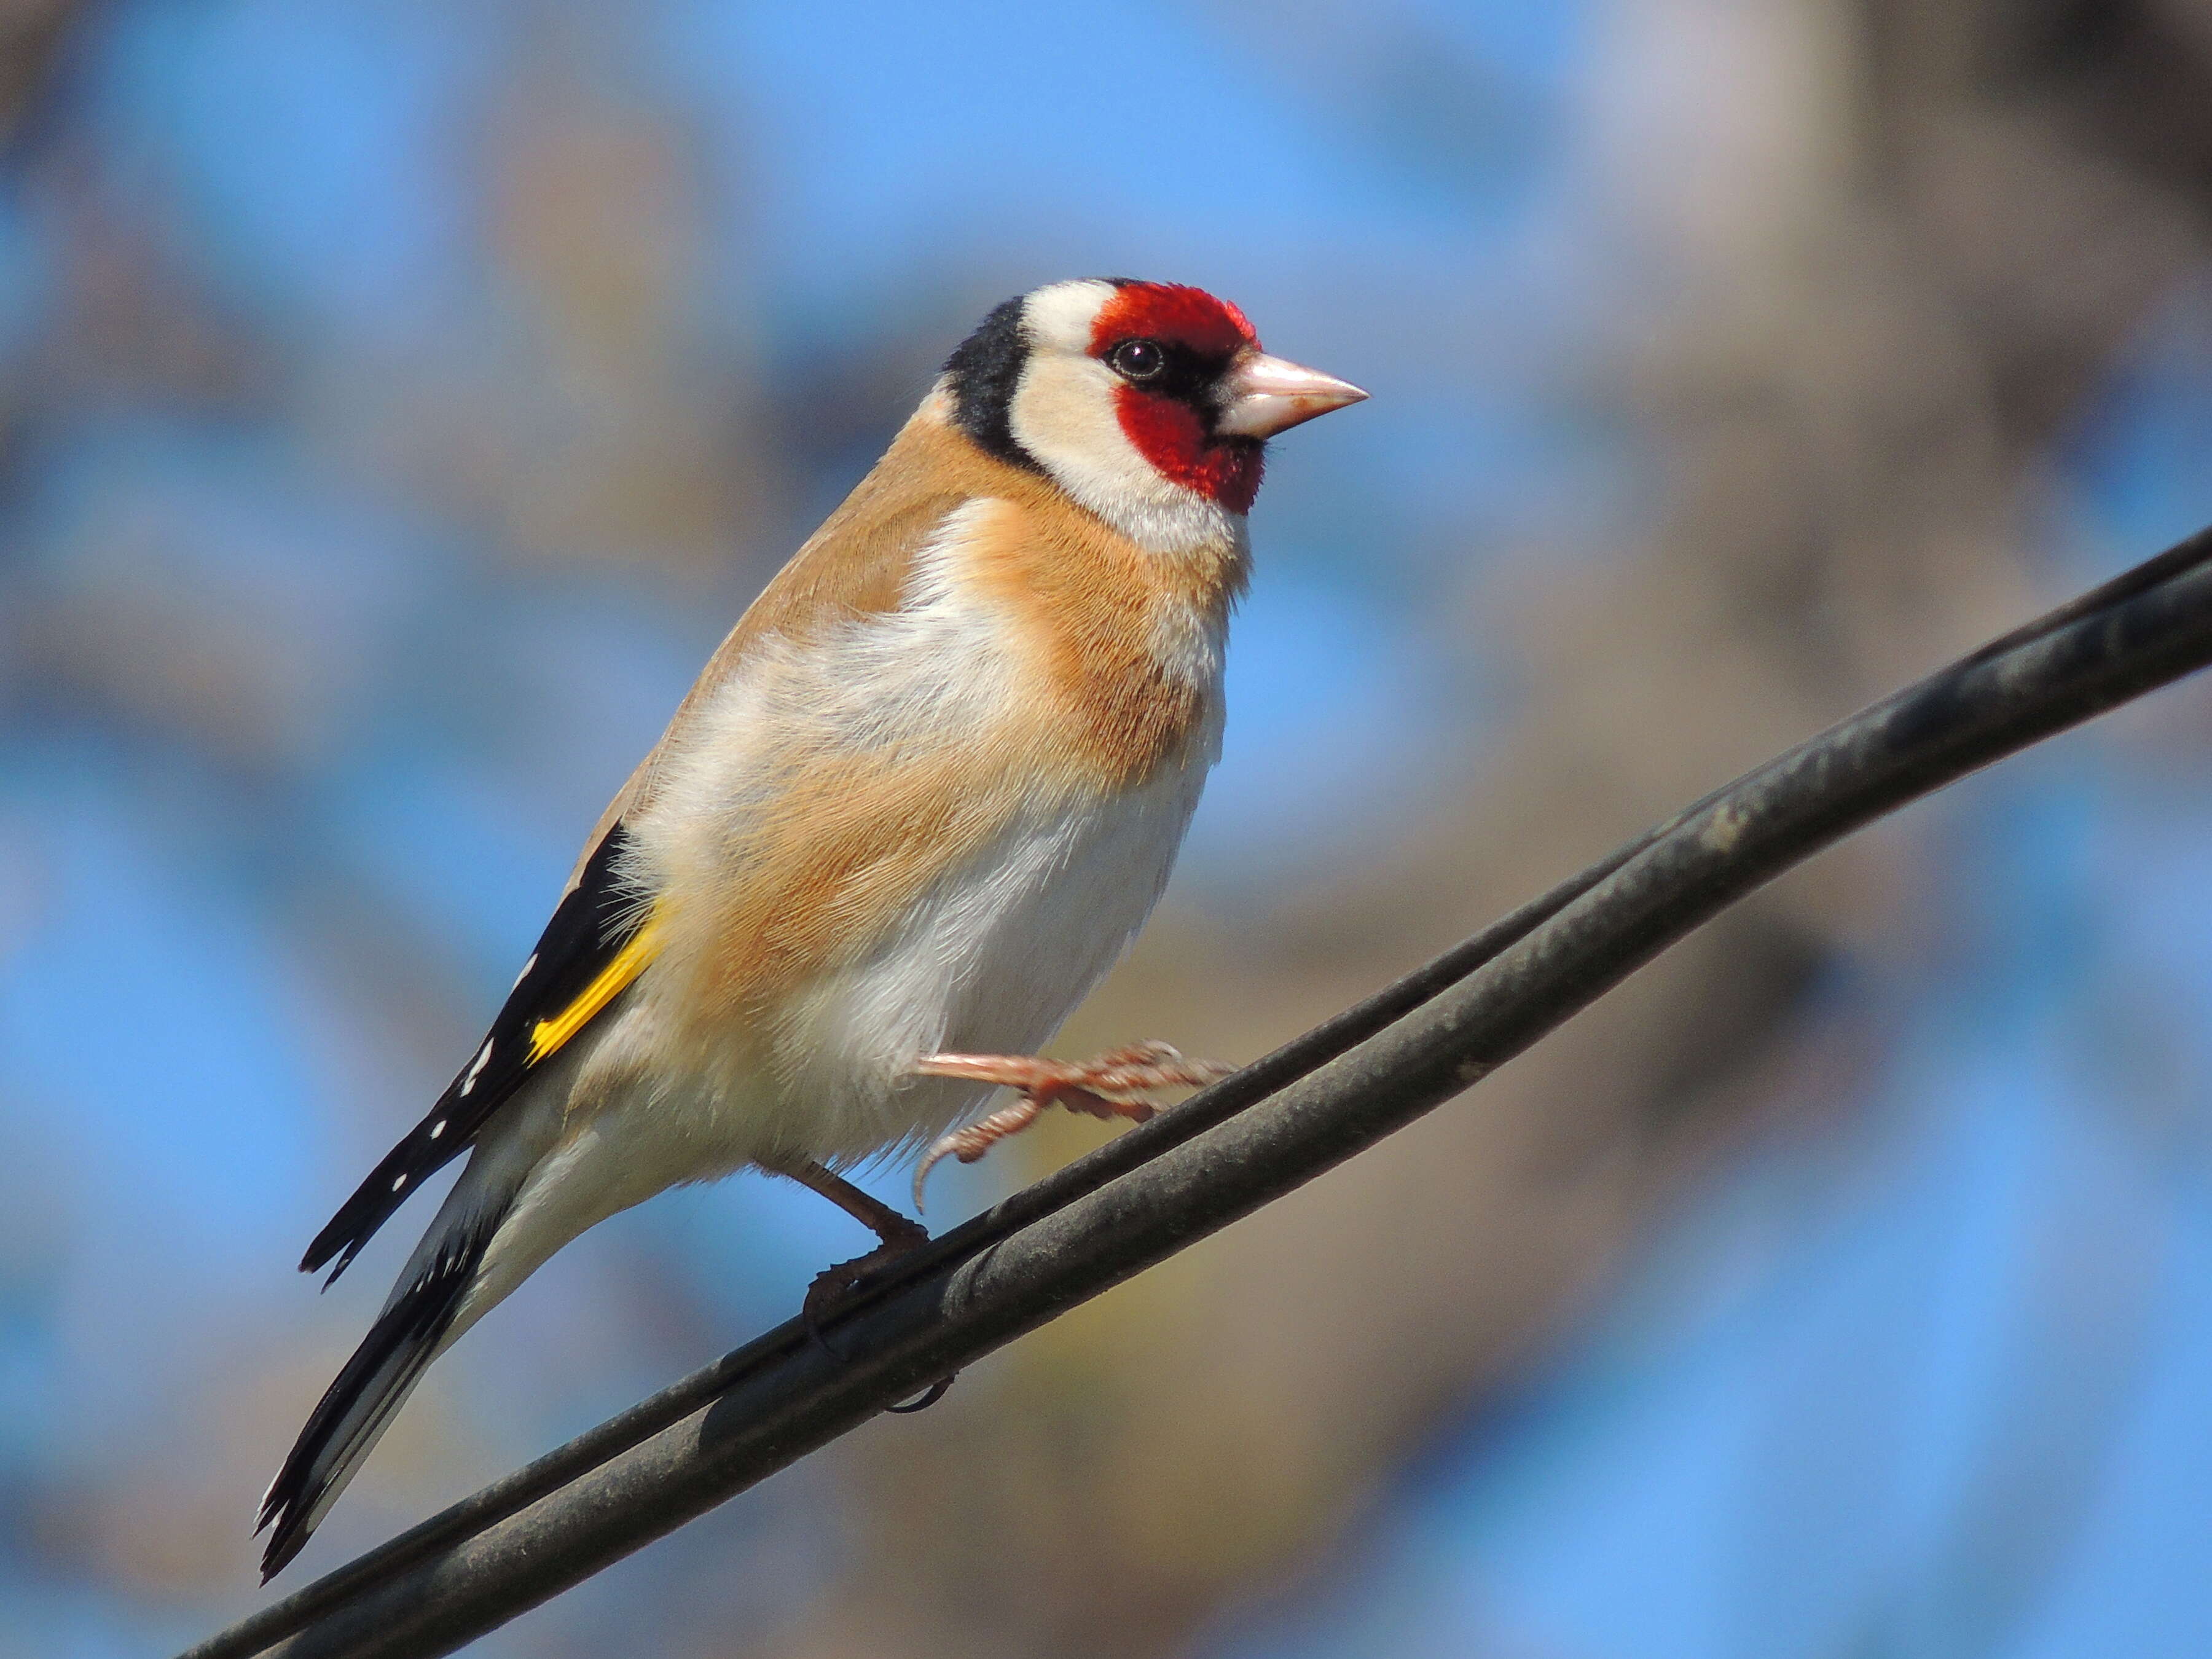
xmin=0 ymin=0 xmax=92 ymax=152
xmin=182 ymin=521 xmax=2212 ymax=1659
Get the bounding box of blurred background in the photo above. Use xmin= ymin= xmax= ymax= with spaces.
xmin=4 ymin=1 xmax=2212 ymax=1653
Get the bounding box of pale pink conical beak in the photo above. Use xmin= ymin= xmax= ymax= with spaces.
xmin=1214 ymin=351 xmax=1370 ymax=439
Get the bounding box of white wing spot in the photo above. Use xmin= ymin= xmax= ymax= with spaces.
xmin=459 ymin=1038 xmax=494 ymax=1097
xmin=429 ymin=1120 xmax=446 ymax=1140
xmin=512 ymin=953 xmax=537 ymax=991
xmin=391 ymin=1174 xmax=407 ymax=1192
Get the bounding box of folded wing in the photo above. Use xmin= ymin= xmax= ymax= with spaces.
xmin=300 ymin=825 xmax=658 ymax=1284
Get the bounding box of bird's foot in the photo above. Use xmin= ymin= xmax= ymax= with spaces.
xmin=780 ymin=1176 xmax=951 ymax=1412
xmin=911 ymin=1040 xmax=1233 ymax=1208
xmin=801 ymin=1212 xmax=929 ymax=1347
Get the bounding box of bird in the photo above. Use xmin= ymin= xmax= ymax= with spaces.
xmin=255 ymin=277 xmax=1367 ymax=1580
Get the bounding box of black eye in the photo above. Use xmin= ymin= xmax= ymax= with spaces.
xmin=1108 ymin=338 xmax=1166 ymax=382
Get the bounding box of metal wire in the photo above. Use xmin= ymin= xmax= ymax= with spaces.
xmin=184 ymin=524 xmax=2212 ymax=1659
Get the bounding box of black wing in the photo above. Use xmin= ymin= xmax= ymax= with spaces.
xmin=301 ymin=825 xmax=655 ymax=1284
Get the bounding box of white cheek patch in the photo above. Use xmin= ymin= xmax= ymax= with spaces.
xmin=1010 ymin=289 xmax=1242 ymax=555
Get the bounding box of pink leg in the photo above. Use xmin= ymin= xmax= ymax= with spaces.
xmin=911 ymin=1040 xmax=1233 ymax=1207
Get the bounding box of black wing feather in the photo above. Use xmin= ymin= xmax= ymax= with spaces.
xmin=300 ymin=825 xmax=649 ymax=1282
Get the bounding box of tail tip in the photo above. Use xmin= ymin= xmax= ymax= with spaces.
xmin=254 ymin=1475 xmax=307 ymax=1581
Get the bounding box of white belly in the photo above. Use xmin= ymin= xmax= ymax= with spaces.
xmin=760 ymin=742 xmax=1213 ymax=1165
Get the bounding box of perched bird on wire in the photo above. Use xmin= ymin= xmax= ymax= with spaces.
xmin=256 ymin=278 xmax=1366 ymax=1579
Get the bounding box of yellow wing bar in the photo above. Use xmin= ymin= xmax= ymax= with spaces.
xmin=527 ymin=917 xmax=662 ymax=1064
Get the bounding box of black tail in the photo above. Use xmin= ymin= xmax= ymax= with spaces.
xmin=257 ymin=1219 xmax=495 ymax=1581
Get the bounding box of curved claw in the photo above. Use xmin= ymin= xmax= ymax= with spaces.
xmin=912 ymin=1139 xmax=952 ymax=1214
xmin=912 ymin=1093 xmax=1047 ymax=1211
xmin=886 ymin=1376 xmax=955 ymax=1414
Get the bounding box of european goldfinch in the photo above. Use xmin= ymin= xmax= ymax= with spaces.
xmin=257 ymin=278 xmax=1366 ymax=1579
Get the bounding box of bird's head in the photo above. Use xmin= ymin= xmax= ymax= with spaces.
xmin=941 ymin=278 xmax=1367 ymax=550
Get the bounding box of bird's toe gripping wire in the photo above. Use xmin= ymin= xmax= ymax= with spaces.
xmin=784 ymin=1180 xmax=952 ymax=1413
xmin=801 ymin=1217 xmax=928 ymax=1352
xmin=800 ymin=1230 xmax=955 ymax=1414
